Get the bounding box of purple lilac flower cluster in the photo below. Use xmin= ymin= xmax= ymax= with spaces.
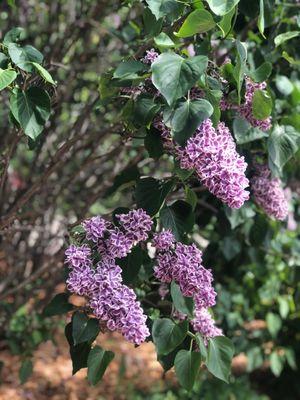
xmin=64 ymin=210 xmax=153 ymax=345
xmin=142 ymin=48 xmax=159 ymax=64
xmin=178 ymin=119 xmax=250 ymax=208
xmin=251 ymin=164 xmax=289 ymax=221
xmin=221 ymin=77 xmax=272 ymax=131
xmin=153 ymin=230 xmax=222 ymax=343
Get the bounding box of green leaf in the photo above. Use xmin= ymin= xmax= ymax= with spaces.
xmin=185 ymin=186 xmax=198 ymax=210
xmin=31 ymin=62 xmax=56 ymax=85
xmin=217 ymin=7 xmax=236 ymax=38
xmin=154 ymin=32 xmax=175 ymax=48
xmin=145 ymin=0 xmax=184 ymax=20
xmin=10 ymin=87 xmax=51 ymax=140
xmin=175 ymin=9 xmax=216 ymax=38
xmin=118 ymin=246 xmax=143 ymax=284
xmin=266 ymin=312 xmax=282 ymax=338
xmin=274 ymin=31 xmax=300 ymax=47
xmin=206 ymin=0 xmax=240 ymax=16
xmin=143 ymin=7 xmax=163 ymax=37
xmin=65 ymin=323 xmax=91 ymax=375
xmin=145 ymin=128 xmax=164 ymax=159
xmin=246 ymin=347 xmax=263 ymax=372
xmin=19 ymin=359 xmax=33 ymax=384
xmin=233 ymin=40 xmax=247 ymax=103
xmin=174 ymin=350 xmax=201 ymax=391
xmin=105 ymin=165 xmax=140 ymax=197
xmin=0 ymin=69 xmax=17 ymax=91
xmin=250 ymin=62 xmax=272 ymax=83
xmin=135 ymin=177 xmax=174 ymax=216
xmin=152 ymin=318 xmax=188 ymax=355
xmin=113 ymin=60 xmax=146 ymax=84
xmin=285 ymin=348 xmax=297 ymax=370
xmin=72 ymin=312 xmax=100 ymax=346
xmin=160 ymin=200 xmax=195 ymax=241
xmin=268 ymin=125 xmax=300 ymax=173
xmin=3 ymin=27 xmax=26 ymax=45
xmin=133 ymin=95 xmax=160 ymax=126
xmin=258 ymin=0 xmax=265 ymax=38
xmin=0 ymin=52 xmax=9 ymax=69
xmin=8 ymin=43 xmax=43 ymax=72
xmin=87 ymin=346 xmax=115 ymax=385
xmin=252 ymin=90 xmax=272 ymax=120
xmin=171 ymin=281 xmax=194 ymax=317
xmin=277 ymin=296 xmax=289 ymax=319
xmin=206 ymin=336 xmax=234 ymax=383
xmin=151 ymin=52 xmax=208 ymax=106
xmin=225 ymin=205 xmax=256 ymax=229
xmin=233 ymin=117 xmax=268 ymax=144
xmin=43 ymin=293 xmax=73 ymax=317
xmin=249 ymin=214 xmax=269 ymax=246
xmin=169 ymin=99 xmax=213 ymax=146
xmin=270 ymin=352 xmax=283 ymax=376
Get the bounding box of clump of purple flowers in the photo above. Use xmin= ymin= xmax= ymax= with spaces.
xmin=251 ymin=164 xmax=289 ymax=220
xmin=178 ymin=119 xmax=250 ymax=208
xmin=64 ymin=209 xmax=153 ymax=345
xmin=153 ymin=229 xmax=175 ymax=251
xmin=142 ymin=48 xmax=159 ymax=64
xmin=153 ymin=236 xmax=222 ymax=342
xmin=221 ymin=77 xmax=272 ymax=131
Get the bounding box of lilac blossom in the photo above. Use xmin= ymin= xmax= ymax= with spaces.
xmin=251 ymin=164 xmax=289 ymax=220
xmin=116 ymin=208 xmax=153 ymax=242
xmin=65 ymin=244 xmax=91 ymax=268
xmin=66 ymin=266 xmax=95 ymax=297
xmin=142 ymin=48 xmax=159 ymax=64
xmin=178 ymin=119 xmax=250 ymax=208
xmin=82 ymin=216 xmax=108 ymax=243
xmin=191 ymin=308 xmax=223 ymax=344
xmin=153 ymin=229 xmax=175 ymax=251
xmin=106 ymin=228 xmax=133 ymax=258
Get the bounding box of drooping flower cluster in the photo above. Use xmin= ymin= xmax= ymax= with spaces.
xmin=65 ymin=209 xmax=153 ymax=345
xmin=191 ymin=308 xmax=223 ymax=344
xmin=221 ymin=77 xmax=272 ymax=131
xmin=153 ymin=230 xmax=222 ymax=342
xmin=251 ymin=164 xmax=289 ymax=221
xmin=178 ymin=119 xmax=250 ymax=208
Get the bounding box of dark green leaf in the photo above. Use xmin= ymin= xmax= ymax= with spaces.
xmin=152 ymin=318 xmax=188 ymax=355
xmin=65 ymin=322 xmax=91 ymax=375
xmin=151 ymin=52 xmax=208 ymax=106
xmin=171 ymin=281 xmax=194 ymax=317
xmin=43 ymin=293 xmax=73 ymax=317
xmin=113 ymin=60 xmax=146 ymax=84
xmin=145 ymin=128 xmax=164 ymax=159
xmin=0 ymin=53 xmax=9 ymax=69
xmin=105 ymin=165 xmax=140 ymax=197
xmin=0 ymin=69 xmax=17 ymax=91
xmin=135 ymin=177 xmax=174 ymax=216
xmin=134 ymin=95 xmax=160 ymax=126
xmin=118 ymin=246 xmax=143 ymax=284
xmin=160 ymin=200 xmax=195 ymax=241
xmin=206 ymin=336 xmax=234 ymax=383
xmin=225 ymin=205 xmax=256 ymax=229
xmin=72 ymin=312 xmax=100 ymax=346
xmin=249 ymin=214 xmax=269 ymax=245
xmin=174 ymin=350 xmax=201 ymax=391
xmin=145 ymin=0 xmax=184 ymax=20
xmin=252 ymin=90 xmax=272 ymax=120
xmin=170 ymin=99 xmax=213 ymax=145
xmin=206 ymin=0 xmax=240 ymax=16
xmin=10 ymin=87 xmax=51 ymax=140
xmin=175 ymin=9 xmax=215 ymax=38
xmin=87 ymin=346 xmax=115 ymax=385
xmin=143 ymin=7 xmax=163 ymax=37
xmin=19 ymin=359 xmax=33 ymax=384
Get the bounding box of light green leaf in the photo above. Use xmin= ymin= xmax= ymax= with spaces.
xmin=175 ymin=9 xmax=216 ymax=38
xmin=217 ymin=7 xmax=236 ymax=38
xmin=250 ymin=62 xmax=272 ymax=83
xmin=3 ymin=27 xmax=26 ymax=45
xmin=0 ymin=68 xmax=17 ymax=91
xmin=8 ymin=43 xmax=43 ymax=72
xmin=270 ymin=352 xmax=283 ymax=377
xmin=233 ymin=40 xmax=247 ymax=103
xmin=145 ymin=0 xmax=183 ymax=20
xmin=31 ymin=62 xmax=56 ymax=85
xmin=252 ymin=90 xmax=272 ymax=120
xmin=151 ymin=52 xmax=208 ymax=106
xmin=206 ymin=336 xmax=234 ymax=383
xmin=174 ymin=350 xmax=201 ymax=391
xmin=206 ymin=0 xmax=240 ymax=16
xmin=233 ymin=117 xmax=268 ymax=144
xmin=258 ymin=0 xmax=265 ymax=38
xmin=275 ymin=75 xmax=293 ymax=96
xmin=266 ymin=312 xmax=282 ymax=338
xmin=87 ymin=346 xmax=114 ymax=385
xmin=154 ymin=32 xmax=175 ymax=48
xmin=275 ymin=31 xmax=300 ymax=47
